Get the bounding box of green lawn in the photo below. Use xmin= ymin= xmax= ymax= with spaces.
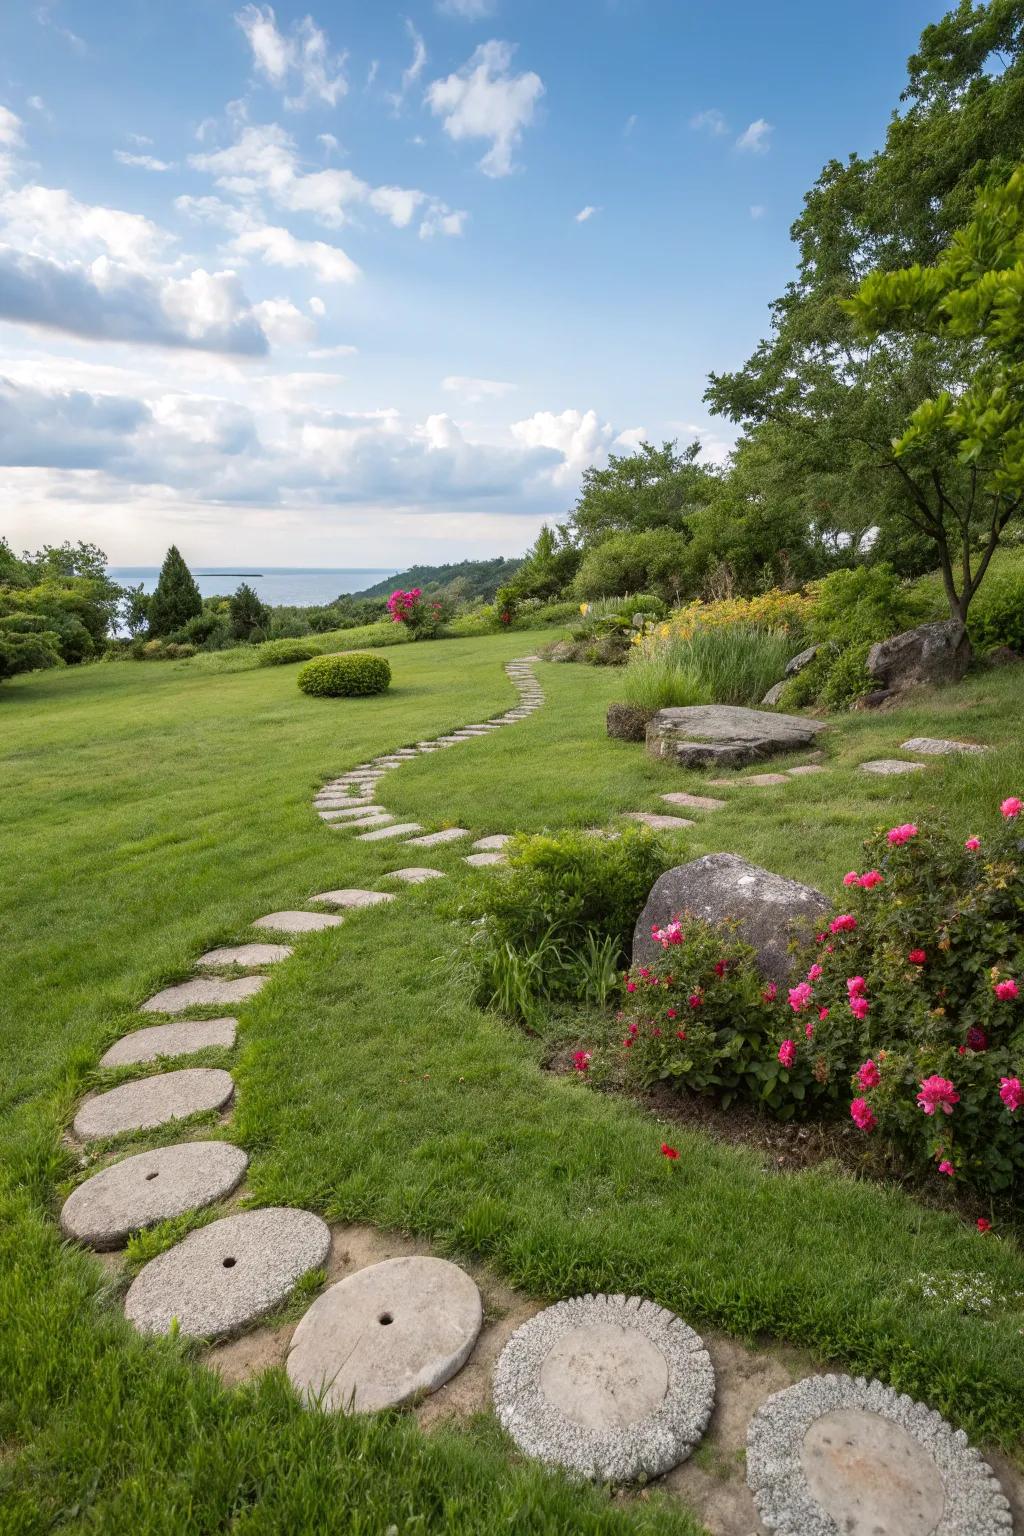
xmin=3 ymin=635 xmax=1024 ymax=1531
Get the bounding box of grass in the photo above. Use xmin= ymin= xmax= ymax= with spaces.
xmin=3 ymin=632 xmax=1024 ymax=1529
xmin=621 ymin=625 xmax=795 ymax=712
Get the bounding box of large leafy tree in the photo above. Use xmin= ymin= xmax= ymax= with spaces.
xmin=147 ymin=546 xmax=202 ymax=637
xmin=565 ymin=440 xmax=718 ymax=546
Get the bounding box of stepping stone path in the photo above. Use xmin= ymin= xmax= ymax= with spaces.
xmin=124 ymin=1208 xmax=331 ymax=1338
xmin=624 ymin=811 xmax=696 ymax=831
xmin=287 ymin=1256 xmax=482 ymax=1412
xmin=100 ymin=1017 xmax=238 ymax=1068
xmin=493 ymin=1294 xmax=715 ymax=1483
xmin=709 ymin=772 xmax=791 ymax=787
xmin=142 ymin=976 xmax=267 ymax=1013
xmin=472 ymin=834 xmax=510 ymax=850
xmin=464 ymin=851 xmax=505 ymax=867
xmin=385 ymin=867 xmax=445 ymax=884
xmin=406 ymin=828 xmax=469 ymax=846
xmin=253 ymin=911 xmax=343 ymax=934
xmin=341 ymin=813 xmax=396 ymax=830
xmin=196 ymin=943 xmax=292 ymax=968
xmin=357 ymin=821 xmax=423 ymax=841
xmin=747 ymin=1374 xmax=1012 ymax=1535
xmin=311 ymin=889 xmax=395 ymax=908
xmin=661 ymin=792 xmax=727 ymax=811
xmin=901 ymin=736 xmax=990 ymax=756
xmin=860 ymin=759 xmax=926 ymax=776
xmin=74 ymin=1067 xmax=234 ymax=1140
xmin=60 ymin=1142 xmax=248 ymax=1250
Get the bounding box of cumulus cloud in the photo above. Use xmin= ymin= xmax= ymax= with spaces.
xmin=690 ymin=108 xmax=728 ymax=136
xmin=442 ymin=375 xmax=516 ymax=403
xmin=575 ymin=205 xmax=598 ymax=222
xmin=0 ymin=183 xmax=168 ymax=264
xmin=235 ymin=5 xmax=347 ymax=109
xmin=437 ymin=0 xmax=496 ymax=16
xmin=232 ymin=222 xmax=360 ymax=283
xmin=418 ymin=202 xmax=467 ymax=239
xmin=510 ymin=407 xmax=613 ymax=485
xmin=736 ymin=118 xmax=772 ymax=154
xmin=114 ymin=151 xmax=177 ymax=172
xmin=0 ymin=108 xmax=26 ymax=186
xmin=426 ymin=40 xmax=543 ymax=177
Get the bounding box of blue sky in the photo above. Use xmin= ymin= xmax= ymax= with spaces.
xmin=0 ymin=0 xmax=940 ymax=565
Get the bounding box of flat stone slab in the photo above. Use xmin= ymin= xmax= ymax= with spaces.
xmin=310 ymin=889 xmax=396 ymax=908
xmin=747 ymin=1373 xmax=1012 ymax=1536
xmin=406 ymin=828 xmax=470 ymax=846
xmin=196 ymin=943 xmax=292 ymax=968
xmin=74 ymin=1067 xmax=235 ymax=1140
xmin=464 ymin=851 xmax=505 ymax=867
xmin=335 ymin=813 xmax=395 ymax=830
xmin=860 ymin=759 xmax=926 ymax=776
xmin=661 ymin=792 xmax=727 ymax=811
xmin=317 ymin=803 xmax=383 ymax=820
xmin=287 ymin=1256 xmax=482 ymax=1413
xmin=624 ymin=812 xmax=696 ymax=830
xmin=357 ymin=822 xmax=422 ymax=841
xmin=100 ymin=1017 xmax=237 ymax=1068
xmin=142 ymin=976 xmax=267 ymax=1013
xmin=707 ymin=772 xmax=791 ymax=787
xmin=60 ymin=1141 xmax=248 ymax=1250
xmin=124 ymin=1207 xmax=331 ymax=1339
xmin=384 ymin=868 xmax=445 ymax=883
xmin=787 ymin=764 xmax=825 ymax=777
xmin=900 ymin=737 xmax=989 ymax=756
xmin=253 ymin=911 xmax=344 ymax=934
xmin=493 ymin=1294 xmax=714 ymax=1482
xmin=472 ymin=834 xmax=511 ymax=850
xmin=647 ymin=704 xmax=826 ymax=770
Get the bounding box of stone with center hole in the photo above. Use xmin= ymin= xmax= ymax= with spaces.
xmin=539 ymin=1322 xmax=669 ymax=1431
xmin=801 ymin=1409 xmax=945 ymax=1535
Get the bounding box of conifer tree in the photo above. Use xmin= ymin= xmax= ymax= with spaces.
xmin=229 ymin=581 xmax=271 ymax=641
xmin=147 ymin=546 xmax=202 ymax=636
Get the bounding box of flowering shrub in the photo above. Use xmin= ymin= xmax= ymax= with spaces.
xmin=655 ymin=588 xmax=813 ymax=644
xmin=386 ymin=587 xmax=448 ymax=639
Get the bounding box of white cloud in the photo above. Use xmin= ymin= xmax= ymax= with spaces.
xmin=510 ymin=407 xmax=612 ymax=485
xmin=575 ymin=204 xmax=598 ymax=223
xmin=308 ymin=295 xmax=326 ymax=316
xmin=34 ymin=5 xmax=86 ymax=53
xmin=27 ymin=95 xmax=49 ymax=115
xmin=127 ymin=132 xmax=154 ymax=147
xmin=442 ymin=375 xmax=516 ymax=403
xmin=419 ymin=202 xmax=467 ymax=239
xmin=426 ymin=40 xmax=543 ymax=177
xmin=437 ymin=0 xmax=496 ymax=16
xmin=401 ymin=20 xmax=427 ymax=96
xmin=235 ymin=5 xmax=347 ymax=110
xmin=0 ymin=107 xmax=25 ymax=185
xmin=232 ymin=222 xmax=360 ymax=283
xmin=0 ymin=183 xmax=168 ymax=264
xmin=309 ymin=343 xmax=358 ymax=358
xmin=690 ymin=108 xmax=728 ymax=136
xmin=736 ymin=118 xmax=773 ymax=154
xmin=115 ymin=151 xmax=177 ymax=172
xmin=749 ymin=203 xmax=765 ymax=220
xmin=251 ymin=296 xmax=315 ymax=346
xmin=317 ymin=131 xmax=339 ymax=153
xmin=611 ymin=426 xmax=647 ymax=451
xmin=368 ymin=184 xmax=424 ymax=228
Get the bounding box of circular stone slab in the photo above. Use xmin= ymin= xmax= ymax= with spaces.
xmin=464 ymin=851 xmax=505 ymax=867
xmin=60 ymin=1141 xmax=248 ymax=1250
xmin=859 ymin=759 xmax=926 ymax=776
xmin=99 ymin=1016 xmax=237 ymax=1068
xmin=124 ymin=1207 xmax=331 ymax=1337
xmin=287 ymin=1255 xmax=482 ymax=1413
xmin=492 ymin=1294 xmax=714 ymax=1482
xmin=310 ymin=889 xmax=395 ymax=908
xmin=252 ymin=910 xmax=343 ymax=933
xmin=384 ymin=867 xmax=445 ymax=884
xmin=196 ymin=943 xmax=292 ymax=968
xmin=73 ymin=1068 xmax=235 ymax=1140
xmin=142 ymin=976 xmax=266 ymax=1013
xmin=472 ymin=834 xmax=511 ymax=850
xmin=747 ymin=1374 xmax=1012 ymax=1536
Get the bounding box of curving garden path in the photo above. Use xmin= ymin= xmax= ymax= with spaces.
xmin=59 ymin=656 xmax=1015 ymax=1536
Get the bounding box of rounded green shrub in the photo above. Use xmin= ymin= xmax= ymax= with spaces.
xmin=257 ymin=639 xmax=322 ymax=667
xmin=297 ymin=652 xmax=392 ymax=697
xmin=967 ymin=573 xmax=1024 ymax=654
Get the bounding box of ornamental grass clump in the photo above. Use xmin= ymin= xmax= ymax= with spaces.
xmin=622 ymin=623 xmax=793 ymax=711
xmin=297 ymin=652 xmax=392 ymax=697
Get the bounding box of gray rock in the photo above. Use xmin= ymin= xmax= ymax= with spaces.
xmin=646 ymin=705 xmax=826 ymax=770
xmin=464 ymin=851 xmax=505 ymax=867
xmin=124 ymin=1207 xmax=331 ymax=1338
xmin=785 ymin=643 xmax=820 ymax=677
xmin=333 ymin=813 xmax=395 ymax=830
xmin=708 ymin=772 xmax=790 ymax=787
xmin=472 ymin=834 xmax=510 ymax=850
xmin=74 ymin=1067 xmax=235 ymax=1140
xmin=866 ymin=619 xmax=971 ymax=692
xmin=623 ymin=812 xmax=695 ymax=831
xmin=100 ymin=1017 xmax=237 ymax=1068
xmin=142 ymin=976 xmax=267 ymax=1013
xmin=310 ymin=889 xmax=395 ymax=908
xmin=633 ymin=853 xmax=828 ymax=982
xmin=761 ymin=681 xmax=788 ymax=707
xmin=859 ymin=759 xmax=926 ymax=776
xmin=253 ymin=910 xmax=344 ymax=933
xmin=195 ymin=943 xmax=292 ymax=968
xmin=661 ymin=792 xmax=727 ymax=811
xmin=384 ymin=868 xmax=445 ymax=883
xmin=287 ymin=1256 xmax=482 ymax=1413
xmin=60 ymin=1141 xmax=248 ymax=1250
xmin=405 ymin=828 xmax=470 ymax=847
xmin=357 ymin=822 xmax=423 ymax=841
xmin=786 ymin=764 xmax=825 ymax=777
xmin=900 ymin=736 xmax=989 ymax=756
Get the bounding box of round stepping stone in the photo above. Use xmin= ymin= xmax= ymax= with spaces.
xmin=253 ymin=910 xmax=343 ymax=934
xmin=710 ymin=772 xmax=791 ymax=787
xmin=786 ymin=764 xmax=826 ymax=776
xmin=310 ymin=888 xmax=395 ymax=908
xmin=74 ymin=1068 xmax=234 ymax=1140
xmin=384 ymin=867 xmax=445 ymax=884
xmin=860 ymin=759 xmax=926 ymax=776
xmin=493 ymin=1294 xmax=714 ymax=1483
xmin=900 ymin=736 xmax=989 ymax=756
xmin=142 ymin=976 xmax=266 ymax=1013
xmin=357 ymin=822 xmax=422 ymax=841
xmin=661 ymin=792 xmax=727 ymax=811
xmin=464 ymin=851 xmax=505 ymax=867
xmin=624 ymin=812 xmax=696 ymax=830
xmin=472 ymin=834 xmax=511 ymax=850
xmin=196 ymin=943 xmax=292 ymax=968
xmin=318 ymin=804 xmax=384 ymax=820
xmin=124 ymin=1207 xmax=331 ymax=1338
xmin=406 ymin=828 xmax=469 ymax=847
xmin=747 ymin=1374 xmax=1012 ymax=1536
xmin=287 ymin=1256 xmax=482 ymax=1413
xmin=60 ymin=1141 xmax=248 ymax=1250
xmin=100 ymin=1016 xmax=237 ymax=1068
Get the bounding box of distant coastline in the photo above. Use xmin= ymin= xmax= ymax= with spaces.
xmin=108 ymin=566 xmax=400 ymax=608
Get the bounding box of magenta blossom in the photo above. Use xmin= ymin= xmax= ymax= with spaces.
xmin=807 ymin=963 xmax=823 ymax=982
xmin=818 ymin=1006 xmax=830 ymax=1022
xmin=858 ymin=870 xmax=884 ymax=889
xmin=887 ymin=823 xmax=919 ymax=845
xmin=651 ymin=919 xmax=684 ymax=948
xmin=762 ymin=982 xmax=778 ymax=1003
xmin=778 ymin=1039 xmax=797 ymax=1069
xmin=846 ymin=975 xmax=867 ymax=998
xmin=1001 ymin=796 xmax=1022 ymax=819
xmin=965 ymin=836 xmax=981 ymax=851
xmin=788 ymin=982 xmax=814 ymax=1013
xmin=842 ymin=871 xmax=860 ymax=887
xmin=804 ymin=1021 xmax=814 ymax=1040
xmin=849 ymin=995 xmax=870 ymax=1021
xmin=850 ymin=1098 xmax=876 ymax=1132
xmin=830 ymin=914 xmax=857 ymax=934
xmin=916 ymin=1075 xmax=959 ymax=1116
xmin=572 ymin=1051 xmax=592 ymax=1072
xmin=938 ymin=1160 xmax=954 ymax=1177
xmin=994 ymin=978 xmax=1020 ymax=1001
xmin=857 ymin=1059 xmax=881 ymax=1090
xmin=999 ymin=1077 xmax=1023 ymax=1113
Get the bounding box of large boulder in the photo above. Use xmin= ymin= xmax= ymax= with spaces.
xmin=866 ymin=620 xmax=970 ymax=692
xmin=645 ymin=704 xmax=827 ymax=769
xmin=632 ymin=853 xmax=829 ymax=983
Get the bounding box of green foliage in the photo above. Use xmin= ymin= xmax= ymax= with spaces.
xmin=228 ymin=582 xmax=271 ymax=642
xmin=623 ymin=624 xmax=794 ymax=711
xmin=0 ymin=625 xmax=62 ymax=682
xmin=174 ymin=608 xmax=231 ymax=650
xmin=821 ymin=640 xmax=874 ymax=710
xmin=967 ymin=571 xmax=1024 ymax=651
xmin=352 ymin=557 xmax=523 ymax=604
xmin=147 ymin=546 xmax=202 ymax=637
xmin=567 ymin=439 xmax=718 ymax=545
xmin=0 ymin=539 xmax=121 ymax=681
xmin=573 ymin=529 xmax=691 ymax=604
xmin=297 ymin=652 xmax=392 ymax=697
xmin=256 ymin=638 xmax=323 ymax=667
xmin=809 ymin=564 xmax=932 ymax=646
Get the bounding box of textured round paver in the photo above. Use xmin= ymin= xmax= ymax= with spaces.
xmin=357 ymin=822 xmax=423 ymax=841
xmin=288 ymin=1256 xmax=482 ymax=1413
xmin=899 ymin=737 xmax=988 ymax=756
xmin=124 ymin=1207 xmax=331 ymax=1338
xmin=252 ymin=910 xmax=343 ymax=933
xmin=859 ymin=759 xmax=926 ymax=776
xmin=464 ymin=851 xmax=505 ymax=867
xmin=384 ymin=867 xmax=445 ymax=884
xmin=195 ymin=943 xmax=292 ymax=968
xmin=73 ymin=1067 xmax=234 ymax=1140
xmin=406 ymin=828 xmax=469 ymax=846
xmin=472 ymin=834 xmax=511 ymax=850
xmin=99 ymin=1016 xmax=237 ymax=1068
xmin=747 ymin=1375 xmax=1012 ymax=1536
xmin=142 ymin=976 xmax=267 ymax=1013
xmin=310 ymin=889 xmax=395 ymax=908
xmin=60 ymin=1141 xmax=248 ymax=1249
xmin=624 ymin=812 xmax=696 ymax=830
xmin=493 ymin=1294 xmax=714 ymax=1482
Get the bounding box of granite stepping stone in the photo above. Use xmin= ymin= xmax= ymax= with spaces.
xmin=316 ymin=798 xmax=374 ymax=811
xmin=253 ymin=910 xmax=344 ymax=934
xmin=405 ymin=828 xmax=470 ymax=847
xmin=786 ymin=764 xmax=825 ymax=777
xmin=287 ymin=1255 xmax=482 ymax=1413
xmin=100 ymin=1017 xmax=237 ymax=1068
xmin=357 ymin=822 xmax=422 ymax=841
xmin=624 ymin=812 xmax=696 ymax=831
xmin=900 ymin=736 xmax=989 ymax=756
xmin=464 ymin=851 xmax=505 ymax=867
xmin=493 ymin=1294 xmax=715 ymax=1483
xmin=335 ymin=813 xmax=395 ymax=830
xmin=311 ymin=889 xmax=396 ymax=908
xmin=74 ymin=1067 xmax=235 ymax=1140
xmin=384 ymin=867 xmax=445 ymax=884
xmin=859 ymin=759 xmax=926 ymax=776
xmin=661 ymin=792 xmax=727 ymax=811
xmin=319 ymin=804 xmax=386 ymax=820
xmin=707 ymin=773 xmax=790 ymax=787
xmin=60 ymin=1141 xmax=248 ymax=1250
xmin=472 ymin=834 xmax=511 ymax=850
xmin=142 ymin=976 xmax=267 ymax=1013
xmin=124 ymin=1207 xmax=331 ymax=1338
xmin=196 ymin=943 xmax=292 ymax=968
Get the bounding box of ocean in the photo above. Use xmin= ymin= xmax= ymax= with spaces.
xmin=108 ymin=566 xmax=400 ymax=608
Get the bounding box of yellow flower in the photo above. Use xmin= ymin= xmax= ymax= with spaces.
xmin=579 ymin=602 xmax=590 ymax=615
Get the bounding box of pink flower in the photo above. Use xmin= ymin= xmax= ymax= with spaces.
xmin=842 ymin=871 xmax=860 ymax=887
xmin=1000 ymin=797 xmax=1022 ymax=819
xmin=857 ymin=1059 xmax=881 ymax=1090
xmin=804 ymin=1021 xmax=815 ymax=1040
xmin=849 ymin=996 xmax=870 ymax=1021
xmin=661 ymin=1143 xmax=679 ymax=1160
xmin=850 ymin=1098 xmax=876 ymax=1132
xmin=675 ymin=1028 xmax=687 ymax=1040
xmin=887 ymin=823 xmax=918 ymax=845
xmin=625 ymin=980 xmax=637 ymax=994
xmin=977 ymin=1217 xmax=992 ymax=1233
xmin=916 ymin=1075 xmax=959 ymax=1116
xmin=999 ymin=1077 xmax=1023 ymax=1113
xmin=830 ymin=914 xmax=857 ymax=933
xmin=778 ymin=1039 xmax=797 ymax=1069
xmin=762 ymin=982 xmax=778 ymax=1003
xmin=846 ymin=976 xmax=867 ymax=998
xmin=688 ymin=993 xmax=704 ymax=1010
xmin=858 ymin=870 xmax=884 ymax=889
xmin=572 ymin=1051 xmax=592 ymax=1072
xmin=818 ymin=1006 xmax=830 ymax=1022
xmin=651 ymin=920 xmax=684 ymax=948
xmin=965 ymin=836 xmax=981 ymax=851
xmin=622 ymin=1037 xmax=633 ymax=1049
xmin=788 ymin=982 xmax=813 ymax=1013
xmin=714 ymin=960 xmax=728 ymax=978
xmin=807 ymin=963 xmax=823 ymax=982
xmin=666 ymin=1008 xmax=677 ymax=1020
xmin=938 ymin=1160 xmax=954 ymax=1176
xmin=908 ymin=949 xmax=927 ymax=966
xmin=994 ymin=978 xmax=1020 ymax=1001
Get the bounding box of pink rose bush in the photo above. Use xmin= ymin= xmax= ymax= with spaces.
xmin=386 ymin=586 xmax=448 ymax=638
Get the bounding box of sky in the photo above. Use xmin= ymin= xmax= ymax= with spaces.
xmin=0 ymin=0 xmax=941 ymax=567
